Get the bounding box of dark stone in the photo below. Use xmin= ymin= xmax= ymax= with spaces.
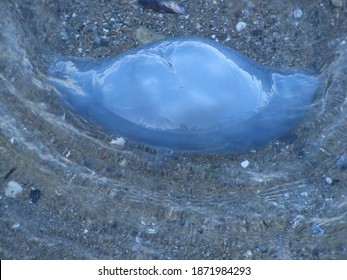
xmin=30 ymin=189 xmax=41 ymax=204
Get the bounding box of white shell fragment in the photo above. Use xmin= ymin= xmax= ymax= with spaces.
xmin=241 ymin=160 xmax=250 ymax=168
xmin=110 ymin=137 xmax=126 ymax=147
xmin=236 ymin=21 xmax=247 ymax=32
xmin=5 ymin=181 xmax=23 ymax=198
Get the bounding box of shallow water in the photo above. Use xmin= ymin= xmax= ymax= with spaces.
xmin=48 ymin=37 xmax=320 ymax=153
xmin=0 ymin=0 xmax=346 ymax=259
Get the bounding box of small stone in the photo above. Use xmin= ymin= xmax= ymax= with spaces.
xmin=12 ymin=223 xmax=20 ymax=229
xmin=241 ymin=160 xmax=249 ymax=168
xmin=331 ymin=0 xmax=343 ymax=8
xmin=325 ymin=176 xmax=333 ymax=185
xmin=5 ymin=181 xmax=23 ymax=198
xmin=293 ymin=8 xmax=303 ymax=18
xmin=110 ymin=137 xmax=126 ymax=147
xmin=244 ymin=250 xmax=253 ymax=258
xmin=30 ymin=189 xmax=41 ymax=204
xmin=236 ymin=21 xmax=247 ymax=32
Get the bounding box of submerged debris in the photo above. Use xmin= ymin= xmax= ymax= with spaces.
xmin=138 ymin=0 xmax=185 ymax=15
xmin=3 ymin=166 xmax=17 ymax=180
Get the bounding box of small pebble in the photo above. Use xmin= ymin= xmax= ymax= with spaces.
xmin=12 ymin=223 xmax=20 ymax=229
xmin=293 ymin=8 xmax=303 ymax=18
xmin=5 ymin=181 xmax=23 ymax=198
xmin=325 ymin=176 xmax=333 ymax=185
xmin=110 ymin=137 xmax=126 ymax=147
xmin=30 ymin=189 xmax=41 ymax=204
xmin=236 ymin=21 xmax=247 ymax=32
xmin=241 ymin=160 xmax=249 ymax=168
